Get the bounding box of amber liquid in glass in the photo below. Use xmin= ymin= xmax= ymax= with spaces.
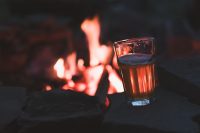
xmin=118 ymin=54 xmax=156 ymax=100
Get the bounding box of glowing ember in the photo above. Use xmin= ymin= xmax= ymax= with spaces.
xmin=45 ymin=85 xmax=52 ymax=91
xmin=62 ymin=82 xmax=86 ymax=92
xmin=105 ymin=97 xmax=110 ymax=107
xmin=75 ymin=83 xmax=87 ymax=92
xmin=68 ymin=80 xmax=75 ymax=88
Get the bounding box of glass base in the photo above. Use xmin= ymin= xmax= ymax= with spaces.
xmin=128 ymin=97 xmax=155 ymax=107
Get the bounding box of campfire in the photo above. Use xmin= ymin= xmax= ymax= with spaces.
xmin=45 ymin=15 xmax=124 ymax=96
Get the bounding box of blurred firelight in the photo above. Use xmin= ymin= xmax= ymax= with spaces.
xmin=51 ymin=15 xmax=124 ymax=97
xmin=81 ymin=15 xmax=113 ymax=66
xmin=54 ymin=58 xmax=65 ymax=78
xmin=81 ymin=16 xmax=101 ymax=66
xmin=106 ymin=65 xmax=124 ymax=94
xmin=83 ymin=65 xmax=104 ymax=96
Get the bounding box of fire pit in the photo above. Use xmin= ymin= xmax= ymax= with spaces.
xmin=0 ymin=14 xmax=124 ymax=133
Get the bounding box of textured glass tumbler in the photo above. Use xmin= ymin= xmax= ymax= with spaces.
xmin=113 ymin=37 xmax=157 ymax=106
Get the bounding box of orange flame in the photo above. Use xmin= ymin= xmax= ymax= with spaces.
xmin=64 ymin=52 xmax=77 ymax=80
xmin=106 ymin=65 xmax=124 ymax=94
xmin=77 ymin=58 xmax=85 ymax=72
xmin=54 ymin=52 xmax=77 ymax=80
xmin=81 ymin=16 xmax=100 ymax=66
xmin=51 ymin=15 xmax=124 ymax=97
xmin=54 ymin=58 xmax=65 ymax=78
xmin=83 ymin=65 xmax=104 ymax=96
xmin=81 ymin=16 xmax=112 ymax=66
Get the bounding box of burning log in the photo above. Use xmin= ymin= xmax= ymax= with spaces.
xmin=94 ymin=67 xmax=109 ymax=107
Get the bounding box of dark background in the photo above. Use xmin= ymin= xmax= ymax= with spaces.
xmin=0 ymin=0 xmax=200 ymax=89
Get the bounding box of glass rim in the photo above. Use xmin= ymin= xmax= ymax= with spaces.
xmin=114 ymin=37 xmax=154 ymax=46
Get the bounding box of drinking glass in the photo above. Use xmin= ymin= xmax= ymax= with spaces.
xmin=113 ymin=37 xmax=157 ymax=106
